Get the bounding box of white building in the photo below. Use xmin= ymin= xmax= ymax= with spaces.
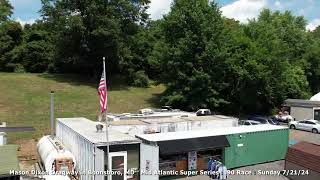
xmin=283 ymin=99 xmax=320 ymax=121
xmin=310 ymin=92 xmax=320 ymax=101
xmin=136 ymin=125 xmax=288 ymax=180
xmin=0 ymin=122 xmax=7 ymax=146
xmin=56 ymin=118 xmax=141 ymax=180
xmin=55 ymin=114 xmax=289 ymax=180
xmin=55 ymin=114 xmax=238 ymax=180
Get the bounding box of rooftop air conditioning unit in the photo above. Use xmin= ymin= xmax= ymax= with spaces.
xmin=96 ymin=123 xmax=104 ymax=132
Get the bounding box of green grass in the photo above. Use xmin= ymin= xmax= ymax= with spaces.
xmin=0 ymin=73 xmax=165 ymax=142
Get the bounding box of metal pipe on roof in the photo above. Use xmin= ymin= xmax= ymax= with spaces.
xmin=50 ymin=91 xmax=55 ymax=137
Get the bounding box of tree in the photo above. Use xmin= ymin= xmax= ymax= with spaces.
xmin=123 ymin=20 xmax=163 ymax=86
xmin=311 ymin=25 xmax=320 ymax=38
xmin=154 ymin=0 xmax=229 ymax=110
xmin=222 ymin=10 xmax=310 ymax=113
xmin=0 ymin=0 xmax=12 ymax=22
xmin=304 ymin=27 xmax=320 ymax=94
xmin=0 ymin=21 xmax=23 ymax=71
xmin=154 ymin=5 xmax=310 ymax=113
xmin=0 ymin=0 xmax=24 ymax=71
xmin=40 ymin=0 xmax=151 ymax=79
xmin=8 ymin=22 xmax=54 ymax=73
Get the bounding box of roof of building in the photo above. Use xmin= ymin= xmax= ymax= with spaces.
xmin=136 ymin=124 xmax=288 ymax=142
xmin=158 ymin=135 xmax=230 ymax=155
xmin=139 ymin=117 xmax=187 ymax=124
xmin=110 ymin=120 xmax=148 ymax=126
xmin=107 ymin=110 xmax=194 ymax=121
xmin=181 ymin=115 xmax=238 ymax=121
xmin=57 ymin=118 xmax=141 ymax=146
xmin=310 ymin=92 xmax=320 ymax=101
xmin=110 ymin=115 xmax=237 ymax=126
xmin=0 ymin=145 xmax=19 ymax=177
xmin=0 ymin=127 xmax=35 ymax=132
xmin=289 ymin=141 xmax=320 ymax=156
xmin=286 ymin=141 xmax=320 ymax=172
xmin=284 ymin=99 xmax=320 ymax=108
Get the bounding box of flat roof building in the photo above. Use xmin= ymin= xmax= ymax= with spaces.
xmin=137 ymin=125 xmax=288 ymax=180
xmin=56 ymin=117 xmax=288 ymax=180
xmin=56 ymin=118 xmax=141 ymax=180
xmin=283 ymin=99 xmax=320 ymax=121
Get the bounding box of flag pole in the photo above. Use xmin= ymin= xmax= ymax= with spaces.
xmin=103 ymin=57 xmax=110 ymax=179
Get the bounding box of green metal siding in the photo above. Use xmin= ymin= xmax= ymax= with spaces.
xmin=222 ymin=128 xmax=289 ymax=169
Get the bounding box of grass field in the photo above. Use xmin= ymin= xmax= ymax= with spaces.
xmin=0 ymin=73 xmax=165 ymax=142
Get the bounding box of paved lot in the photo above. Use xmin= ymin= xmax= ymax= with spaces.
xmin=289 ymin=128 xmax=320 ymax=144
xmin=176 ymin=161 xmax=287 ymax=180
xmin=176 ymin=128 xmax=320 ymax=180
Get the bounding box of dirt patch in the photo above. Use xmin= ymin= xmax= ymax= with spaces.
xmin=16 ymin=139 xmax=39 ymax=171
xmin=0 ymin=103 xmax=10 ymax=113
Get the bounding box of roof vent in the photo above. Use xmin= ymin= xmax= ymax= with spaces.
xmin=96 ymin=123 xmax=104 ymax=132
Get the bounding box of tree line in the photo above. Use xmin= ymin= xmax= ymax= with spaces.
xmin=1 ymin=0 xmax=320 ymax=114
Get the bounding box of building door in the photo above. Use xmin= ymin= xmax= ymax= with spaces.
xmin=314 ymin=109 xmax=320 ymax=120
xmin=188 ymin=151 xmax=197 ymax=170
xmin=109 ymin=152 xmax=127 ymax=180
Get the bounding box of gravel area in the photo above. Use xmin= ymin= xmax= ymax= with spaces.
xmin=176 ymin=128 xmax=320 ymax=180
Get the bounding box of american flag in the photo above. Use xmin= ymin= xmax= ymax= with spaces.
xmin=98 ymin=71 xmax=107 ymax=113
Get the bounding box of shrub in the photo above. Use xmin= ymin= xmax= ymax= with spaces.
xmin=14 ymin=63 xmax=25 ymax=73
xmin=131 ymin=70 xmax=150 ymax=87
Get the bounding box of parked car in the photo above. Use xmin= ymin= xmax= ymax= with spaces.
xmin=196 ymin=109 xmax=212 ymax=116
xmin=139 ymin=108 xmax=154 ymax=115
xmin=248 ymin=116 xmax=280 ymax=125
xmin=161 ymin=106 xmax=173 ymax=111
xmin=274 ymin=112 xmax=294 ymax=123
xmin=239 ymin=120 xmax=262 ymax=126
xmin=289 ymin=119 xmax=320 ymax=134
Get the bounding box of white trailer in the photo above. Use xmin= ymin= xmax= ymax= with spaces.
xmin=56 ymin=117 xmax=141 ymax=180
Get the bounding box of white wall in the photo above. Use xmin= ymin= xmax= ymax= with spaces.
xmin=56 ymin=121 xmax=97 ymax=180
xmin=140 ymin=143 xmax=159 ymax=180
xmin=291 ymin=107 xmax=313 ymax=121
xmin=95 ymin=147 xmax=105 ymax=180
